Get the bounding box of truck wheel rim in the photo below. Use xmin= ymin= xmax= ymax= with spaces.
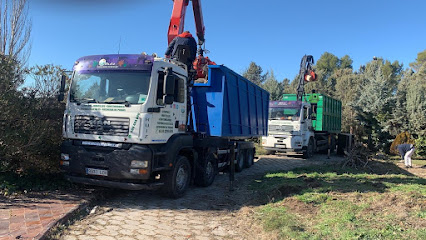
xmin=176 ymin=166 xmax=188 ymax=190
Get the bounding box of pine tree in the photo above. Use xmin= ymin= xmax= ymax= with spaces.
xmin=262 ymin=70 xmax=283 ymax=100
xmin=242 ymin=62 xmax=267 ymax=87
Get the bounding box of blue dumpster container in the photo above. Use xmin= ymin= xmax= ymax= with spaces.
xmin=191 ymin=65 xmax=269 ymax=138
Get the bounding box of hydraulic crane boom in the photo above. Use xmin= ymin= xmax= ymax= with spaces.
xmin=167 ymin=0 xmax=215 ymax=80
xmin=296 ymin=55 xmax=316 ymax=101
xmin=168 ymin=0 xmax=205 ymax=46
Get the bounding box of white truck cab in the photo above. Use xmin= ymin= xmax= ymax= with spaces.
xmin=262 ymin=101 xmax=315 ymax=158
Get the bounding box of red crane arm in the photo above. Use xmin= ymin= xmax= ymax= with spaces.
xmin=191 ymin=0 xmax=205 ymax=45
xmin=167 ymin=0 xmax=205 ymax=46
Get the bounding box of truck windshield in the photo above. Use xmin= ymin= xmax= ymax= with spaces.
xmin=70 ymin=71 xmax=150 ymax=104
xmin=269 ymin=107 xmax=300 ymax=121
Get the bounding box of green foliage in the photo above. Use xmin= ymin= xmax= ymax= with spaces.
xmin=410 ymin=49 xmax=426 ymax=71
xmin=242 ymin=61 xmax=267 ymax=86
xmin=262 ymin=70 xmax=283 ymax=100
xmin=339 ymin=55 xmax=353 ymax=69
xmin=334 ymin=69 xmax=362 ymax=134
xmin=316 ymin=52 xmax=339 ymax=78
xmin=352 ymin=58 xmax=399 ymax=150
xmin=0 ymin=58 xmax=66 ymax=174
xmin=281 ymin=78 xmax=292 ymax=94
xmin=0 ymin=171 xmax=76 ymax=196
xmin=406 ymin=64 xmax=426 ymax=136
xmin=415 ymin=137 xmax=426 ymax=157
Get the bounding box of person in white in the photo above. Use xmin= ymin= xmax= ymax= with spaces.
xmin=398 ymin=143 xmax=415 ymax=168
xmin=404 ymin=145 xmax=415 ymax=168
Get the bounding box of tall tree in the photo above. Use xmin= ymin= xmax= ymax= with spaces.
xmin=281 ymin=78 xmax=291 ymax=94
xmin=352 ymin=58 xmax=399 ymax=150
xmin=339 ymin=55 xmax=353 ymax=69
xmin=242 ymin=62 xmax=267 ymax=86
xmin=406 ymin=63 xmax=426 ymax=136
xmin=0 ymin=0 xmax=32 ymax=74
xmin=29 ymin=64 xmax=66 ymax=99
xmin=262 ymin=70 xmax=283 ymax=100
xmin=388 ymin=68 xmax=413 ymax=135
xmin=334 ymin=69 xmax=362 ymax=134
xmin=409 ymin=49 xmax=426 ymax=71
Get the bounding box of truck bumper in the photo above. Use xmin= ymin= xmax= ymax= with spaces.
xmin=263 ymin=147 xmax=303 ymax=153
xmin=262 ymin=135 xmax=304 ymax=152
xmin=65 ymin=175 xmax=163 ymax=190
xmin=60 ymin=140 xmax=154 ymax=185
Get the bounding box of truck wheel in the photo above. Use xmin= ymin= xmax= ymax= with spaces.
xmin=330 ymin=137 xmax=336 ymax=153
xmin=162 ymin=156 xmax=191 ymax=198
xmin=195 ymin=150 xmax=217 ymax=187
xmin=235 ymin=151 xmax=245 ymax=172
xmin=303 ymin=139 xmax=314 ymax=159
xmin=244 ymin=148 xmax=254 ymax=168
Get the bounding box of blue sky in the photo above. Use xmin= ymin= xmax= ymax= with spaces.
xmin=28 ymin=0 xmax=426 ymax=83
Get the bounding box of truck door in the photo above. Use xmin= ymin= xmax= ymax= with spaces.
xmin=301 ymin=105 xmax=312 ymax=140
xmin=149 ymin=70 xmax=187 ymax=142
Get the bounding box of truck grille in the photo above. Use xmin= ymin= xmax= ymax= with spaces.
xmin=269 ymin=125 xmax=293 ymax=133
xmin=74 ymin=116 xmax=130 ymax=136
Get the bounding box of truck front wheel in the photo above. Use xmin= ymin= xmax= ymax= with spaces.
xmin=162 ymin=156 xmax=191 ymax=198
xmin=303 ymin=139 xmax=314 ymax=159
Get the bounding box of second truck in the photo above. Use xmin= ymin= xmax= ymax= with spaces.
xmin=262 ymin=55 xmax=351 ymax=158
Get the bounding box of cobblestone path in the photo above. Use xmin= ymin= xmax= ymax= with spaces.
xmin=59 ymin=155 xmax=340 ymax=240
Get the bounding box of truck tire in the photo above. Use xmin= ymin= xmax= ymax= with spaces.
xmin=244 ymin=148 xmax=254 ymax=168
xmin=235 ymin=151 xmax=245 ymax=172
xmin=195 ymin=150 xmax=217 ymax=187
xmin=162 ymin=156 xmax=191 ymax=198
xmin=330 ymin=137 xmax=336 ymax=154
xmin=303 ymin=139 xmax=314 ymax=159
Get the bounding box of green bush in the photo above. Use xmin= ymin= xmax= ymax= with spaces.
xmin=415 ymin=137 xmax=426 ymax=157
xmin=0 ymin=57 xmax=65 ymax=174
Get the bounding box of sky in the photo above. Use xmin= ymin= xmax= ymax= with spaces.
xmin=27 ymin=0 xmax=426 ymax=83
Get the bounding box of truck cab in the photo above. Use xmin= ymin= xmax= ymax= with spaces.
xmin=262 ymin=101 xmax=315 ymax=157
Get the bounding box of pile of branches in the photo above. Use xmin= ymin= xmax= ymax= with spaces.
xmin=342 ymin=143 xmax=372 ymax=169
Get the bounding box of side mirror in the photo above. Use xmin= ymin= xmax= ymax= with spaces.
xmin=58 ymin=75 xmax=66 ymax=102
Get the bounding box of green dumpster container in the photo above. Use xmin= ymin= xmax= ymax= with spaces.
xmin=282 ymin=94 xmax=341 ymax=133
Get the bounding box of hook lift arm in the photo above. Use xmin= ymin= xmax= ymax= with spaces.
xmin=296 ymin=55 xmax=317 ymax=102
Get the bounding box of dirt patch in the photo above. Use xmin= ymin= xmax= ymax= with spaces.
xmin=279 ymin=198 xmax=318 ymax=216
xmin=234 ymin=206 xmax=280 ymax=240
xmin=396 ymin=162 xmax=426 ymax=178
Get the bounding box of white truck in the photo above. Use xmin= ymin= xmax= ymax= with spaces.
xmin=57 ymin=54 xmax=269 ymax=198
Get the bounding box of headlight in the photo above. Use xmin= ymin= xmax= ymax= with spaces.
xmin=61 ymin=153 xmax=70 ymax=161
xmin=131 ymin=160 xmax=148 ymax=168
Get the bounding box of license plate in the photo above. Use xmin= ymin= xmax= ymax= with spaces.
xmin=86 ymin=168 xmax=108 ymax=176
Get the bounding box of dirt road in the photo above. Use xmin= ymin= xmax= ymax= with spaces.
xmin=58 ymin=154 xmax=341 ymax=240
